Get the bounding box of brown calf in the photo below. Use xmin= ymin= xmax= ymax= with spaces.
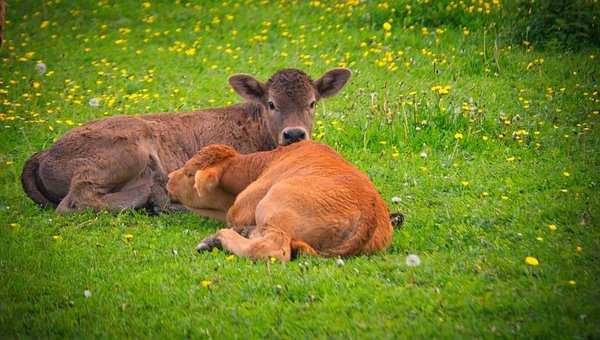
xmin=166 ymin=141 xmax=393 ymax=261
xmin=21 ymin=68 xmax=351 ymax=214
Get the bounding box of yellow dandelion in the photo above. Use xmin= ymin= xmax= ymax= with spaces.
xmin=454 ymin=132 xmax=463 ymax=140
xmin=525 ymin=256 xmax=539 ymax=266
xmin=124 ymin=234 xmax=134 ymax=242
xmin=562 ymin=171 xmax=570 ymax=177
xmin=226 ymin=255 xmax=236 ymax=261
xmin=52 ymin=235 xmax=61 ymax=241
xmin=548 ymin=224 xmax=557 ymax=231
xmin=201 ymin=280 xmax=212 ymax=288
xmin=568 ymin=280 xmax=576 ymax=286
xmin=40 ymin=21 xmax=50 ymax=29
xmin=382 ymin=22 xmax=392 ymax=31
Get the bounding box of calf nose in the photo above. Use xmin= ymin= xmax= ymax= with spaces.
xmin=281 ymin=127 xmax=307 ymax=145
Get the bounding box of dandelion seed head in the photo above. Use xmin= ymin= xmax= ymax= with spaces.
xmin=35 ymin=63 xmax=47 ymax=75
xmin=406 ymin=254 xmax=421 ymax=267
xmin=89 ymin=97 xmax=100 ymax=107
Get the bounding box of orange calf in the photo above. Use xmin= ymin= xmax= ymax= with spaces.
xmin=167 ymin=141 xmax=393 ymax=261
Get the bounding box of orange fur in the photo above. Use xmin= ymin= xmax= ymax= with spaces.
xmin=168 ymin=141 xmax=393 ymax=261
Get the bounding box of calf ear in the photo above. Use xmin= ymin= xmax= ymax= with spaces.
xmin=229 ymin=74 xmax=266 ymax=102
xmin=194 ymin=168 xmax=221 ymax=194
xmin=314 ymin=68 xmax=352 ymax=98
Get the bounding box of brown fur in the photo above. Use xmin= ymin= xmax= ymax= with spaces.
xmin=21 ymin=68 xmax=351 ymax=214
xmin=166 ymin=141 xmax=393 ymax=261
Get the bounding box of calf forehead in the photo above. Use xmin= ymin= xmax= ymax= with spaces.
xmin=267 ymin=69 xmax=314 ymax=100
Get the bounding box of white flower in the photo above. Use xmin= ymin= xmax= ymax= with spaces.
xmin=419 ymin=151 xmax=428 ymax=158
xmin=335 ymin=258 xmax=345 ymax=266
xmin=36 ymin=63 xmax=47 ymax=75
xmin=83 ymin=289 xmax=92 ymax=298
xmin=391 ymin=196 xmax=402 ymax=203
xmin=172 ymin=249 xmax=178 ymax=256
xmin=88 ymin=97 xmax=100 ymax=107
xmin=405 ymin=254 xmax=421 ymax=267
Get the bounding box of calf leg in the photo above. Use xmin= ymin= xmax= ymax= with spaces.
xmin=195 ymin=224 xmax=255 ymax=252
xmin=146 ymin=153 xmax=184 ymax=214
xmin=56 ymin=172 xmax=154 ymax=214
xmin=226 ymin=180 xmax=273 ymax=236
xmin=212 ymin=228 xmax=293 ymax=262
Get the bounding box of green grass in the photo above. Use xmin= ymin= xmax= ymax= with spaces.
xmin=1 ymin=0 xmax=599 ymax=338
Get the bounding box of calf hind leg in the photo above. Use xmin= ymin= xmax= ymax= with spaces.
xmin=202 ymin=228 xmax=293 ymax=262
xmin=56 ymin=172 xmax=154 ymax=214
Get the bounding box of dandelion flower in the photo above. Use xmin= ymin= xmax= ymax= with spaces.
xmin=382 ymin=22 xmax=392 ymax=31
xmin=124 ymin=234 xmax=134 ymax=242
xmin=548 ymin=224 xmax=557 ymax=231
xmin=52 ymin=235 xmax=61 ymax=241
xmin=201 ymin=280 xmax=212 ymax=288
xmin=568 ymin=280 xmax=576 ymax=286
xmin=454 ymin=132 xmax=464 ymax=140
xmin=84 ymin=289 xmax=92 ymax=298
xmin=525 ymin=256 xmax=539 ymax=266
xmin=406 ymin=254 xmax=421 ymax=267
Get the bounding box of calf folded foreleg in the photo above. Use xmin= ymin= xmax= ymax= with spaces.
xmin=214 ymin=228 xmax=293 ymax=262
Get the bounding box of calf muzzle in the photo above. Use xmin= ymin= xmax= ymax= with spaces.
xmin=281 ymin=127 xmax=308 ymax=145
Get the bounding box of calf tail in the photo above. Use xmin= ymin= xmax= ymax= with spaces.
xmin=318 ymin=212 xmax=382 ymax=258
xmin=292 ymin=211 xmax=396 ymax=259
xmin=21 ymin=151 xmax=56 ymax=208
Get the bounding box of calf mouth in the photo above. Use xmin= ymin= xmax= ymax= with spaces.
xmin=165 ymin=186 xmax=179 ymax=204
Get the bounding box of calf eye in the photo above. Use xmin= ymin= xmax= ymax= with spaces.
xmin=309 ymin=100 xmax=316 ymax=109
xmin=268 ymin=101 xmax=276 ymax=110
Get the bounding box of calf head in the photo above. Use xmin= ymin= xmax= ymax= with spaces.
xmin=166 ymin=145 xmax=238 ymax=211
xmin=229 ymin=68 xmax=352 ymax=146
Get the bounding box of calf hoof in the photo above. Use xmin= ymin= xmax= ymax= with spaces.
xmin=196 ymin=234 xmax=222 ymax=253
xmin=390 ymin=212 xmax=404 ymax=229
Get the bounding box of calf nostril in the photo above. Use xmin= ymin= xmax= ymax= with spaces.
xmin=283 ymin=129 xmax=307 ymax=144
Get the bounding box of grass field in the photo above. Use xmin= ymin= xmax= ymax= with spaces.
xmin=1 ymin=0 xmax=599 ymax=338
